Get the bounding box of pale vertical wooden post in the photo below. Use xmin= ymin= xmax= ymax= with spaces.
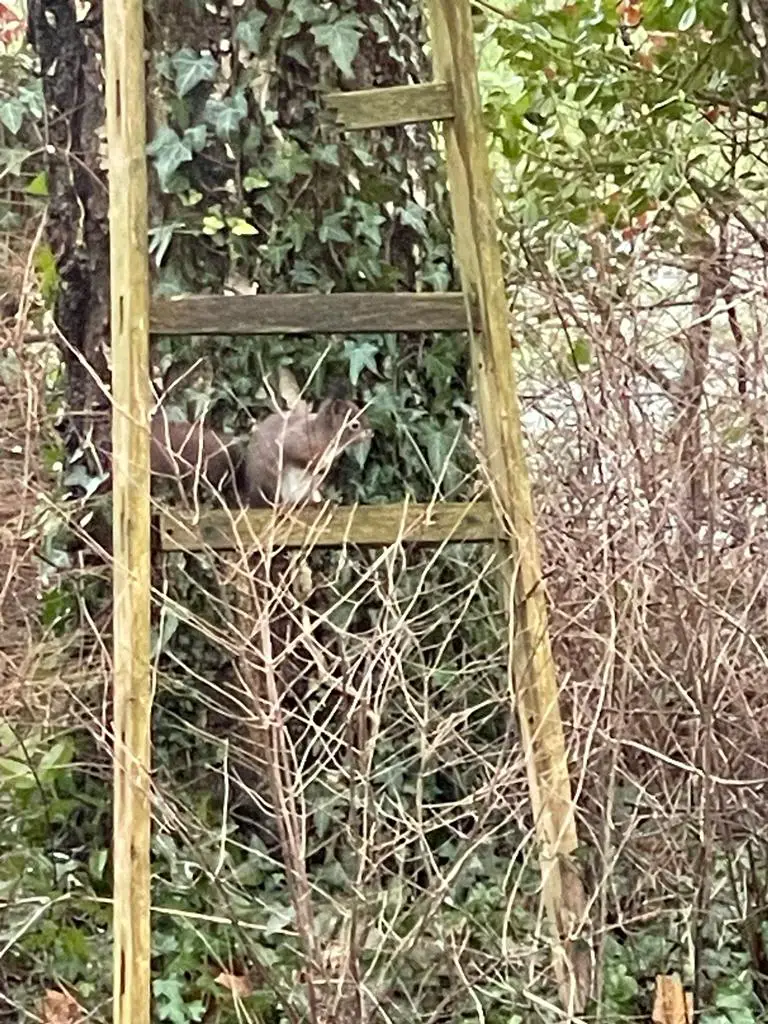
xmin=426 ymin=0 xmax=590 ymax=1010
xmin=103 ymin=0 xmax=152 ymax=1016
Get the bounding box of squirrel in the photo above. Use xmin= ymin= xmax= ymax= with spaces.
xmin=150 ymin=414 xmax=244 ymax=496
xmin=241 ymin=397 xmax=372 ymax=508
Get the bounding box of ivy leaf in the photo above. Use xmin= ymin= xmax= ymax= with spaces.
xmin=204 ymin=92 xmax=248 ymax=139
xmin=25 ymin=170 xmax=48 ymax=196
xmin=227 ymin=216 xmax=258 ymax=236
xmin=202 ymin=213 xmax=226 ymax=235
xmin=0 ymin=145 xmax=31 ymax=177
xmin=147 ymin=127 xmax=193 ymax=191
xmin=171 ymin=47 xmax=217 ymax=97
xmin=352 ymin=145 xmax=376 ymax=167
xmin=344 ymin=340 xmax=379 ymax=385
xmin=288 ymin=0 xmax=318 ymax=23
xmin=319 ymin=211 xmax=352 ymax=244
xmin=423 ymin=424 xmax=456 ymax=479
xmin=183 ymin=124 xmax=208 ymax=153
xmin=153 ymin=978 xmax=205 ymax=1024
xmin=149 ymin=222 xmax=181 ymax=268
xmin=424 ymin=349 xmax=456 ymax=389
xmin=243 ymin=172 xmax=269 ymax=190
xmin=311 ymin=16 xmax=362 ymax=77
xmin=400 ymin=201 xmax=428 ymax=236
xmin=284 ymin=40 xmax=311 ymax=67
xmin=19 ymin=84 xmax=44 ymax=118
xmin=355 ymin=204 xmax=386 ymax=246
xmin=291 ymin=261 xmax=322 ymax=286
xmin=313 ymin=143 xmax=340 ymax=166
xmin=0 ymin=97 xmax=24 ymax=134
xmin=235 ymin=9 xmax=268 ymax=52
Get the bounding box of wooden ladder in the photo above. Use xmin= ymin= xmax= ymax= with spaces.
xmin=106 ymin=0 xmax=589 ymax=1020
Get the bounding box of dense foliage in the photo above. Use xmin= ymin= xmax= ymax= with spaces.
xmin=3 ymin=0 xmax=768 ymax=1020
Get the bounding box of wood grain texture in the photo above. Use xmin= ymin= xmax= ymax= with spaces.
xmin=326 ymin=82 xmax=454 ymax=129
xmin=150 ymin=291 xmax=475 ymax=336
xmin=427 ymin=0 xmax=588 ymax=1011
xmin=104 ymin=0 xmax=152 ymax=1017
xmin=158 ymin=501 xmax=498 ymax=552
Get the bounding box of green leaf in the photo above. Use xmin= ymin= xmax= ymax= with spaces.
xmin=288 ymin=0 xmax=317 ymax=23
xmin=34 ymin=242 xmax=59 ymax=305
xmin=424 ymin=424 xmax=458 ymax=479
xmin=0 ymin=755 xmax=35 ymax=787
xmin=235 ymin=9 xmax=268 ymax=52
xmin=204 ymin=92 xmax=248 ymax=139
xmin=149 ymin=222 xmax=181 ymax=267
xmin=243 ymin=172 xmax=269 ymax=190
xmin=89 ymin=847 xmax=108 ymax=880
xmin=0 ymin=97 xmax=24 ymax=134
xmin=18 ymin=84 xmax=44 ymax=119
xmin=170 ymin=47 xmax=217 ymax=97
xmin=227 ymin=216 xmax=258 ymax=236
xmin=38 ymin=738 xmax=74 ymax=773
xmin=183 ymin=124 xmax=208 ymax=153
xmin=25 ymin=170 xmax=48 ymax=196
xmin=311 ymin=16 xmax=363 ymax=77
xmin=264 ymin=903 xmax=295 ymax=936
xmin=147 ymin=127 xmax=193 ymax=191
xmin=153 ymin=978 xmax=205 ymax=1024
xmin=400 ymin=202 xmax=428 ymax=236
xmin=344 ymin=340 xmax=379 ymax=385
xmin=570 ymin=337 xmax=591 ymax=367
xmin=313 ymin=143 xmax=340 ymax=166
xmin=355 ymin=204 xmax=386 ymax=246
xmin=319 ymin=211 xmax=352 ymax=244
xmin=202 ymin=213 xmax=226 ymax=235
xmin=678 ymin=4 xmax=697 ymax=29
xmin=0 ymin=145 xmax=32 ymax=176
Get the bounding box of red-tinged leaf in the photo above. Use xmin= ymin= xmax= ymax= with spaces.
xmin=41 ymin=990 xmax=82 ymax=1024
xmin=214 ymin=971 xmax=253 ymax=998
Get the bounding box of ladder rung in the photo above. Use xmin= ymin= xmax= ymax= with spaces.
xmin=158 ymin=501 xmax=498 ymax=551
xmin=326 ymin=82 xmax=454 ymax=130
xmin=150 ymin=292 xmax=475 ymax=336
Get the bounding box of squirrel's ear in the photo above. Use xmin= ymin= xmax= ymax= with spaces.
xmin=319 ymin=397 xmax=346 ymax=419
xmin=316 ymin=398 xmax=335 ymax=421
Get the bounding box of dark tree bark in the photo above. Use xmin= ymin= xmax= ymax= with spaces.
xmin=28 ymin=0 xmax=110 ymax=448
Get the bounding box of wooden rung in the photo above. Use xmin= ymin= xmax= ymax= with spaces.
xmin=150 ymin=292 xmax=475 ymax=336
xmin=158 ymin=501 xmax=498 ymax=551
xmin=326 ymin=82 xmax=454 ymax=130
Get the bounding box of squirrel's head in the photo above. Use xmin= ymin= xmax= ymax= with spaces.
xmin=317 ymin=398 xmax=372 ymax=453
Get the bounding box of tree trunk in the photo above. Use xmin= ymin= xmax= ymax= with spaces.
xmin=28 ymin=0 xmax=110 ymax=449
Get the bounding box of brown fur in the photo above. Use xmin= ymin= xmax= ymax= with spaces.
xmin=242 ymin=398 xmax=371 ymax=508
xmin=150 ymin=414 xmax=243 ymax=494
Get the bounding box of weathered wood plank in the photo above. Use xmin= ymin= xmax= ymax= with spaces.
xmin=326 ymin=82 xmax=454 ymax=130
xmin=150 ymin=292 xmax=475 ymax=336
xmin=427 ymin=0 xmax=588 ymax=1013
xmin=104 ymin=0 xmax=152 ymax=1015
xmin=158 ymin=501 xmax=498 ymax=552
